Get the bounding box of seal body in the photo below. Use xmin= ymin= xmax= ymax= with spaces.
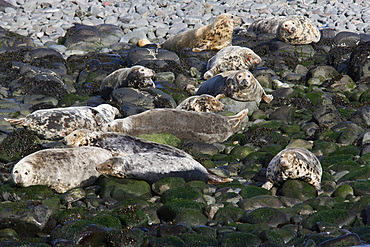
xmin=196 ymin=70 xmax=273 ymax=104
xmin=247 ymin=16 xmax=286 ymax=35
xmin=5 ymin=104 xmax=120 ymax=140
xmin=277 ymin=16 xmax=321 ymax=45
xmin=96 ymin=153 xmax=232 ymax=184
xmin=12 ymin=146 xmax=113 ymax=193
xmin=103 ymin=108 xmax=248 ymax=144
xmin=262 ymin=147 xmax=323 ymax=192
xmin=160 ymin=14 xmax=241 ymax=53
xmin=176 ymin=94 xmax=225 ymax=112
xmin=204 ymin=46 xmax=262 ymax=79
xmin=64 ymin=129 xmax=193 ymax=158
xmin=100 ymin=65 xmax=155 ymax=99
xmin=248 ymin=16 xmax=320 ymax=45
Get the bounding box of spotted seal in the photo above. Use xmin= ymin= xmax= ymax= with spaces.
xmin=277 ymin=16 xmax=321 ymax=45
xmin=248 ymin=16 xmax=320 ymax=45
xmin=176 ymin=94 xmax=225 ymax=112
xmin=160 ymin=14 xmax=241 ymax=53
xmin=11 ymin=146 xmax=113 ymax=193
xmin=96 ymin=153 xmax=232 ymax=184
xmin=196 ymin=70 xmax=273 ymax=104
xmin=204 ymin=46 xmax=262 ymax=80
xmin=100 ymin=65 xmax=155 ymax=99
xmin=5 ymin=104 xmax=120 ymax=140
xmin=64 ymin=129 xmax=193 ymax=158
xmin=262 ymin=147 xmax=323 ymax=193
xmin=103 ymin=108 xmax=248 ymax=144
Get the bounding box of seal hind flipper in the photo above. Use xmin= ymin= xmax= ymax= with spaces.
xmin=226 ymin=109 xmax=249 ymax=131
xmin=262 ymin=93 xmax=274 ymax=103
xmin=206 ymin=169 xmax=233 ymax=184
xmin=5 ymin=118 xmax=32 ymax=126
xmin=215 ymin=94 xmax=226 ymax=100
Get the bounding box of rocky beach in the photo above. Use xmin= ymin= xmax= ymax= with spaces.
xmin=0 ymin=0 xmax=369 ymax=246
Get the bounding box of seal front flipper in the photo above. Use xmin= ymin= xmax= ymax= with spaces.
xmin=226 ymin=109 xmax=249 ymax=131
xmin=192 ymin=41 xmax=211 ymax=52
xmin=5 ymin=117 xmax=32 ymax=126
xmin=262 ymin=93 xmax=274 ymax=103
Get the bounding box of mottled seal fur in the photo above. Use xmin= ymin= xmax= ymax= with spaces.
xmin=262 ymin=147 xmax=323 ymax=193
xmin=12 ymin=146 xmax=113 ymax=193
xmin=176 ymin=94 xmax=225 ymax=112
xmin=96 ymin=153 xmax=232 ymax=184
xmin=160 ymin=14 xmax=241 ymax=53
xmin=64 ymin=129 xmax=193 ymax=158
xmin=204 ymin=46 xmax=262 ymax=80
xmin=196 ymin=70 xmax=273 ymax=104
xmin=100 ymin=65 xmax=155 ymax=99
xmin=5 ymin=104 xmax=120 ymax=140
xmin=103 ymin=108 xmax=248 ymax=144
xmin=248 ymin=16 xmax=320 ymax=45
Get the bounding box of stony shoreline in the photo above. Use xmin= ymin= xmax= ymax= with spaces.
xmin=0 ymin=0 xmax=369 ymax=246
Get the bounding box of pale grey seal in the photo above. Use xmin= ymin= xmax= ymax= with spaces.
xmin=160 ymin=14 xmax=241 ymax=53
xmin=64 ymin=129 xmax=193 ymax=158
xmin=96 ymin=153 xmax=233 ymax=184
xmin=262 ymin=147 xmax=323 ymax=193
xmin=5 ymin=104 xmax=120 ymax=140
xmin=196 ymin=70 xmax=273 ymax=104
xmin=204 ymin=46 xmax=262 ymax=80
xmin=103 ymin=108 xmax=249 ymax=144
xmin=99 ymin=65 xmax=155 ymax=99
xmin=176 ymin=94 xmax=225 ymax=112
xmin=11 ymin=146 xmax=113 ymax=193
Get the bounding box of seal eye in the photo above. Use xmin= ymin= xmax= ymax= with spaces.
xmin=24 ymin=172 xmax=28 ymax=175
xmin=74 ymin=134 xmax=78 ymax=137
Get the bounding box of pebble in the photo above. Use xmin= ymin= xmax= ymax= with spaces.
xmin=0 ymin=0 xmax=369 ymax=54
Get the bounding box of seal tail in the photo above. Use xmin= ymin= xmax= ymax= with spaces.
xmin=226 ymin=109 xmax=249 ymax=131
xmin=5 ymin=118 xmax=31 ymax=126
xmin=206 ymin=169 xmax=233 ymax=184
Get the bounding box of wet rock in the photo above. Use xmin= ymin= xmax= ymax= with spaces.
xmin=242 ymin=207 xmax=288 ymax=227
xmin=349 ymin=106 xmax=370 ymax=128
xmin=157 ymin=199 xmax=205 ymax=222
xmin=49 ymin=220 xmax=108 ymax=246
xmin=93 ymin=213 xmax=122 ymax=229
xmin=8 ymin=63 xmax=69 ymax=99
xmin=112 ymin=203 xmax=148 ymax=227
xmin=214 ymin=205 xmax=245 ymax=225
xmin=280 ymin=180 xmax=317 ymax=201
xmin=0 ymin=26 xmax=34 ymax=50
xmin=55 ymin=207 xmax=93 ymax=225
xmin=61 ymin=24 xmax=124 ymax=52
xmin=97 ymin=177 xmax=152 ymax=201
xmin=174 ymin=209 xmax=208 ymax=227
xmin=325 ymin=75 xmax=356 ymax=92
xmin=335 ymin=122 xmax=363 ymax=145
xmin=313 ymin=104 xmax=343 ymax=128
xmin=180 ymin=233 xmax=218 ymax=247
xmin=333 ymin=184 xmax=354 ymax=198
xmin=306 ymin=66 xmax=339 ymax=85
xmin=126 ymin=48 xmax=181 ymax=69
xmin=338 ymin=166 xmax=370 ymax=182
xmin=105 ymin=228 xmax=146 ymax=247
xmin=269 ymin=106 xmax=295 ymax=124
xmin=152 ymin=177 xmax=186 ymax=195
xmin=317 ymin=233 xmax=362 ymax=247
xmin=0 ymin=201 xmax=56 ymax=238
xmin=0 ymin=128 xmax=42 ymax=163
xmin=161 ymin=186 xmax=204 ymax=204
xmin=239 ymin=185 xmax=271 ymax=199
xmin=333 ymin=32 xmax=361 ymax=48
xmin=348 ymin=41 xmax=370 ymax=81
xmin=149 ymin=235 xmax=187 ymax=247
xmin=302 ymin=209 xmax=356 ymax=231
xmin=258 ymin=229 xmax=285 ymax=245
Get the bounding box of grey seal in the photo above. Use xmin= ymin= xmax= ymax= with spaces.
xmin=160 ymin=14 xmax=241 ymax=53
xmin=12 ymin=146 xmax=113 ymax=193
xmin=176 ymin=94 xmax=225 ymax=112
xmin=204 ymin=46 xmax=262 ymax=80
xmin=103 ymin=108 xmax=249 ymax=144
xmin=5 ymin=104 xmax=120 ymax=140
xmin=99 ymin=65 xmax=155 ymax=99
xmin=196 ymin=70 xmax=273 ymax=104
xmin=96 ymin=153 xmax=233 ymax=184
xmin=262 ymin=147 xmax=323 ymax=193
